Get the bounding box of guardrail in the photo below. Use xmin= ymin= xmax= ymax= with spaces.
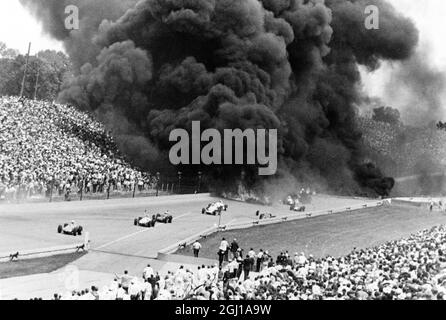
xmin=219 ymin=200 xmax=388 ymax=231
xmin=157 ymin=199 xmax=390 ymax=256
xmin=0 ymin=243 xmax=87 ymax=263
xmin=158 ymin=226 xmax=220 ymax=256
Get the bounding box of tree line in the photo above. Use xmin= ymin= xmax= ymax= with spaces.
xmin=0 ymin=42 xmax=72 ymax=101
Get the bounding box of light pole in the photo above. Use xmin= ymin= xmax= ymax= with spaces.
xmin=49 ymin=175 xmax=55 ymax=203
xmin=156 ymin=172 xmax=160 ymax=197
xmin=177 ymin=171 xmax=182 ymax=194
xmin=218 ymin=210 xmax=223 ymax=230
xmin=197 ymin=171 xmax=202 ymax=193
xmin=20 ymin=42 xmax=31 ymax=98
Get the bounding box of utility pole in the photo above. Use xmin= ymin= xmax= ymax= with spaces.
xmin=20 ymin=42 xmax=32 ymax=98
xmin=34 ymin=67 xmax=40 ymax=100
xmin=197 ymin=171 xmax=202 ymax=193
xmin=177 ymin=171 xmax=182 ymax=194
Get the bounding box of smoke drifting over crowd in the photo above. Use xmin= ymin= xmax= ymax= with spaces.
xmin=384 ymin=48 xmax=446 ymax=126
xmin=20 ymin=0 xmax=419 ymax=196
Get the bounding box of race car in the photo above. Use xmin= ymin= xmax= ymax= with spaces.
xmin=134 ymin=215 xmax=156 ymax=228
xmin=57 ymin=221 xmax=83 ymax=236
xmin=202 ymin=201 xmax=228 ymax=216
xmin=256 ymin=211 xmax=276 ymax=220
xmin=290 ymin=201 xmax=306 ymax=212
xmin=156 ymin=211 xmax=173 ymax=224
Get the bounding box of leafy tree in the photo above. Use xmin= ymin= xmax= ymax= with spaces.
xmin=0 ymin=42 xmax=19 ymax=59
xmin=0 ymin=43 xmax=72 ymax=101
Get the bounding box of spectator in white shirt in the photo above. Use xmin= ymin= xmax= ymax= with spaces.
xmin=143 ymin=264 xmax=154 ymax=280
xmin=193 ymin=241 xmax=202 ymax=258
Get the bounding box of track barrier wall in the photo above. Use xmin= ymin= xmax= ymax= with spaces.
xmin=158 ymin=199 xmax=390 ymax=256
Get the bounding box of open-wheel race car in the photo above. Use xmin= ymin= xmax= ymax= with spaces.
xmin=134 ymin=215 xmax=157 ymax=228
xmin=155 ymin=211 xmax=173 ymax=224
xmin=202 ymin=200 xmax=228 ymax=216
xmin=290 ymin=201 xmax=306 ymax=212
xmin=57 ymin=221 xmax=83 ymax=236
xmin=256 ymin=211 xmax=277 ymax=220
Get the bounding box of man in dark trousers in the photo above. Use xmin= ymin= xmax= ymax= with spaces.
xmin=230 ymin=239 xmax=239 ymax=259
xmin=243 ymin=255 xmax=252 ymax=280
xmin=192 ymin=241 xmax=202 ymax=258
xmin=256 ymin=249 xmax=264 ymax=272
xmin=218 ymin=249 xmax=225 ymax=268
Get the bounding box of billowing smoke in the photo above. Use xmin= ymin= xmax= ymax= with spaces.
xmin=19 ymin=0 xmax=139 ymax=70
xmin=21 ymin=0 xmax=419 ymax=197
xmin=383 ymin=47 xmax=446 ymax=126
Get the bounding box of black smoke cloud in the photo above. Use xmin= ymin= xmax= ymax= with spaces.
xmin=21 ymin=0 xmax=419 ymax=196
xmin=19 ymin=0 xmax=139 ymax=70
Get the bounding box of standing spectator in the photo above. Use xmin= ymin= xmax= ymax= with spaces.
xmin=228 ymin=259 xmax=239 ymax=279
xmin=256 ymin=249 xmax=264 ymax=272
xmin=116 ymin=270 xmax=132 ymax=293
xmin=243 ymin=255 xmax=252 ymax=280
xmin=230 ymin=239 xmax=239 ymax=259
xmin=143 ymin=264 xmax=154 ymax=281
xmin=219 ymin=238 xmax=229 ymax=262
xmin=192 ymin=241 xmax=202 ymax=258
xmin=248 ymin=248 xmax=256 ymax=271
xmin=218 ymin=249 xmax=225 ymax=268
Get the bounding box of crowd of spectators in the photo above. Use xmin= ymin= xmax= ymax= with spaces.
xmin=359 ymin=117 xmax=446 ymax=176
xmin=48 ymin=225 xmax=446 ymax=300
xmin=0 ymin=96 xmax=156 ymax=201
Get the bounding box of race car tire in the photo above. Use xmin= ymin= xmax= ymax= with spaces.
xmin=202 ymin=208 xmax=205 ymax=214
xmin=57 ymin=225 xmax=63 ymax=234
xmin=168 ymin=218 xmax=173 ymax=223
xmin=134 ymin=218 xmax=138 ymax=226
xmin=78 ymin=227 xmax=83 ymax=236
xmin=224 ymin=205 xmax=228 ymax=211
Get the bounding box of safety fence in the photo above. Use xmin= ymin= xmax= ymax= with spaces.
xmin=158 ymin=226 xmax=220 ymax=256
xmin=223 ymin=200 xmax=389 ymax=231
xmin=157 ymin=200 xmax=390 ymax=256
xmin=0 ymin=173 xmax=209 ymax=204
xmin=0 ymin=243 xmax=87 ymax=263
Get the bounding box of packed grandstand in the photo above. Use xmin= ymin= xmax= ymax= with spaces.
xmin=2 ymin=96 xmax=446 ymax=202
xmin=36 ymin=225 xmax=446 ymax=300
xmin=359 ymin=117 xmax=446 ymax=177
xmin=0 ymin=96 xmax=157 ymax=201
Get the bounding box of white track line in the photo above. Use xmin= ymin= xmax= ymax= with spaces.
xmin=224 ymin=219 xmax=237 ymax=227
xmin=175 ymin=213 xmax=192 ymax=220
xmin=95 ymin=229 xmax=150 ymax=250
xmin=94 ymin=213 xmax=192 ymax=250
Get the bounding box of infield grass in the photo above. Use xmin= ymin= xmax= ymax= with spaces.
xmin=176 ymin=205 xmax=446 ymax=260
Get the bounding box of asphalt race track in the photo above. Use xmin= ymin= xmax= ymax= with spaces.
xmin=0 ymin=194 xmax=378 ymax=275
